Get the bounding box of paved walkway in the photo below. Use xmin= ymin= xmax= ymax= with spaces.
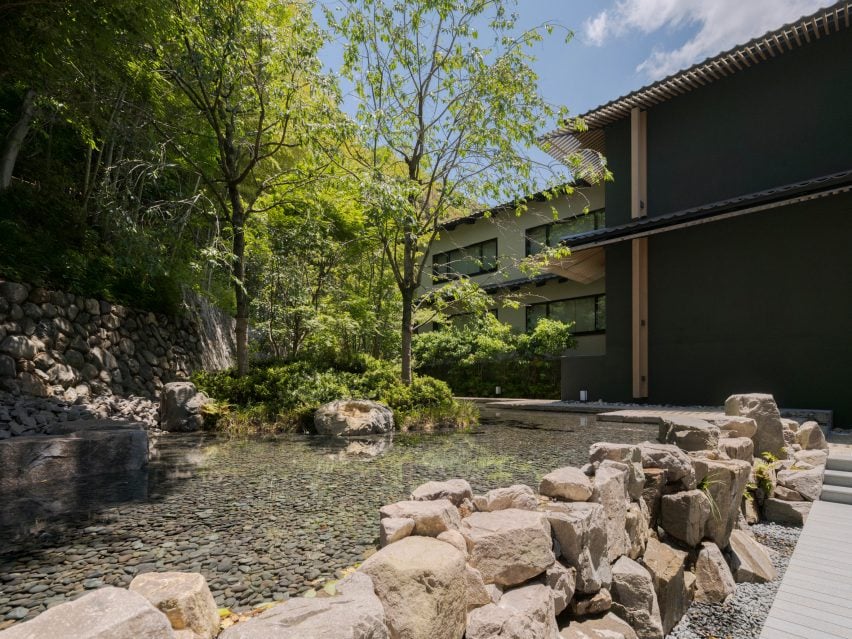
xmin=759 ymin=499 xmax=852 ymax=639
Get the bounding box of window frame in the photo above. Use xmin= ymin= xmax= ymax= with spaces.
xmin=432 ymin=238 xmax=499 ymax=282
xmin=525 ymin=293 xmax=607 ymax=335
xmin=524 ymin=209 xmax=606 ymax=257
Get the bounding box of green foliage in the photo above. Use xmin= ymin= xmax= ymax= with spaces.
xmin=192 ymin=357 xmax=468 ymax=434
xmin=412 ymin=314 xmax=575 ymax=398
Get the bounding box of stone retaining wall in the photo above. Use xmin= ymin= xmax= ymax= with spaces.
xmin=0 ymin=280 xmax=234 ymax=403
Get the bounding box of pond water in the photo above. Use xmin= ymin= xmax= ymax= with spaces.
xmin=0 ymin=408 xmax=656 ymax=624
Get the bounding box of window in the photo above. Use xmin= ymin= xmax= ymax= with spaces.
xmin=525 ymin=209 xmax=605 ymax=256
xmin=432 ymin=239 xmax=498 ymax=281
xmin=525 ymin=294 xmax=606 ymax=334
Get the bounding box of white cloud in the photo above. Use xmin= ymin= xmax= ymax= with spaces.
xmin=583 ymin=0 xmax=833 ymax=78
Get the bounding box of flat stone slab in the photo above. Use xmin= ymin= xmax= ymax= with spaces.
xmin=0 ymin=420 xmax=148 ymax=492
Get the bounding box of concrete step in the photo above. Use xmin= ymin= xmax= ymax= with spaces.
xmin=821 ymin=484 xmax=852 ymax=505
xmin=827 ymin=455 xmax=852 ymax=472
xmin=823 ymin=469 xmax=852 ymax=488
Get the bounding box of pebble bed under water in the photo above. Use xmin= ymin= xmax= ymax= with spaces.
xmin=0 ymin=410 xmax=655 ymax=624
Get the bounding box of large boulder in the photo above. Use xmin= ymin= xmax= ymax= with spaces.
xmin=589 ymin=443 xmax=645 ymax=500
xmin=0 ymin=587 xmax=173 ymax=639
xmin=360 ymin=536 xmax=466 ymax=639
xmin=637 ymin=442 xmax=696 ymax=489
xmin=129 ymin=572 xmax=219 ymax=639
xmin=658 ymin=417 xmax=720 ymax=453
xmin=720 ymin=437 xmax=754 ymax=462
xmin=710 ymin=416 xmax=757 ymax=439
xmin=610 ymin=556 xmax=664 ymax=639
xmin=0 ymin=335 xmax=36 ymax=359
xmin=544 ymin=561 xmax=576 ymax=615
xmin=410 ymin=478 xmax=472 ymax=505
xmin=794 ymin=449 xmax=828 ymax=467
xmin=560 ymin=613 xmax=638 ymax=639
xmin=540 ymin=467 xmax=593 ymax=501
xmin=660 ymin=490 xmax=711 ymax=547
xmin=777 ymin=466 xmax=824 ymax=501
xmin=641 ymin=468 xmax=666 ymax=529
xmin=543 ymin=502 xmax=610 ymax=594
xmin=640 ymin=539 xmax=688 ymax=635
xmin=159 ymin=382 xmax=209 ymax=432
xmin=728 ymin=530 xmax=777 ymax=583
xmin=697 ymin=458 xmax=752 ymax=548
xmin=219 ymin=572 xmax=387 ymax=639
xmin=796 ymin=421 xmax=828 ymax=451
xmin=693 ymin=542 xmax=735 ymax=604
xmin=379 ymin=517 xmax=415 ymax=547
xmin=461 ymin=509 xmax=555 ymax=587
xmin=591 ymin=461 xmax=631 ymax=561
xmin=379 ymin=499 xmax=461 ymax=537
xmin=466 ymin=584 xmax=559 ymax=639
xmin=725 ymin=393 xmax=786 ymax=459
xmin=763 ymin=498 xmax=811 ymax=524
xmin=625 ymin=500 xmax=650 ymax=560
xmin=314 ymin=399 xmax=393 ymax=436
xmin=473 ymin=485 xmax=538 ymax=512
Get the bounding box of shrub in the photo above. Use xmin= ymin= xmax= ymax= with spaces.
xmin=192 ymin=358 xmax=472 ymax=435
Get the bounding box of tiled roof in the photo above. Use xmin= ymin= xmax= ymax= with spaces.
xmin=560 ymin=170 xmax=852 ymax=249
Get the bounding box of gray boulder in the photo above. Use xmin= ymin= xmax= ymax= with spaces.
xmin=610 ymin=556 xmax=664 ymax=639
xmin=763 ymin=498 xmax=811 ymax=524
xmin=159 ymin=382 xmax=209 ymax=432
xmin=129 ymin=572 xmax=219 ymax=639
xmin=410 ymin=478 xmax=472 ymax=505
xmin=466 ymin=584 xmax=560 ymax=639
xmin=693 ymin=541 xmax=736 ymax=603
xmin=219 ymin=572 xmax=387 ymax=639
xmin=461 ymin=509 xmax=555 ymax=587
xmin=543 ymin=502 xmax=610 ymax=594
xmin=0 ymin=586 xmax=173 ymax=639
xmin=540 ymin=466 xmax=593 ymax=501
xmin=638 ymin=442 xmax=696 ymax=489
xmin=796 ymin=421 xmax=828 ymax=451
xmin=589 ymin=443 xmax=645 ymax=500
xmin=314 ymin=399 xmax=393 ymax=436
xmin=473 ymin=485 xmax=538 ymax=512
xmin=725 ymin=393 xmax=786 ymax=459
xmin=777 ymin=466 xmax=824 ymax=501
xmin=658 ymin=417 xmax=720 ymax=453
xmin=728 ymin=530 xmax=777 ymax=583
xmin=591 ymin=461 xmax=631 ymax=561
xmin=660 ymin=490 xmax=711 ymax=547
xmin=360 ymin=536 xmax=466 ymax=639
xmin=0 ymin=335 xmax=36 ymax=359
xmin=640 ymin=538 xmax=688 ymax=634
xmin=560 ymin=613 xmax=638 ymax=639
xmin=379 ymin=499 xmax=461 ymax=537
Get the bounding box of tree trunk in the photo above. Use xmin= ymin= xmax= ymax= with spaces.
xmin=229 ymin=187 xmax=250 ymax=377
xmin=400 ymin=287 xmax=414 ymax=385
xmin=0 ymin=89 xmax=36 ymax=191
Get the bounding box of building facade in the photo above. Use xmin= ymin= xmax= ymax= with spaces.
xmin=541 ymin=2 xmax=852 ymax=424
xmin=422 ymin=183 xmax=608 ymax=358
xmin=424 ymin=2 xmax=852 ymax=425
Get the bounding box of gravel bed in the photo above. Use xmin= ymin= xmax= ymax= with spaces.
xmin=667 ymin=522 xmax=801 ymax=639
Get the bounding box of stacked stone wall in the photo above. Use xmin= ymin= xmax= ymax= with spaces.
xmin=0 ymin=280 xmax=234 ymax=403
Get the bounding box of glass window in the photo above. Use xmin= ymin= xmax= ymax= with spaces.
xmin=525 ymin=209 xmax=606 ymax=256
xmin=432 ymin=239 xmax=498 ymax=281
xmin=525 ymin=294 xmax=606 ymax=335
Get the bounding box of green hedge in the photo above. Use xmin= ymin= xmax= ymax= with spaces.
xmin=419 ymin=357 xmax=560 ymax=399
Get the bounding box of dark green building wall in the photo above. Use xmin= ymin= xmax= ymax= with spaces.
xmin=648 ymin=193 xmax=852 ymax=425
xmin=563 ymin=29 xmax=852 ymax=424
xmin=646 ymin=32 xmax=852 ymax=216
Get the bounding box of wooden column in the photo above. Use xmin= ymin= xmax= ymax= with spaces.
xmin=630 ymin=108 xmax=649 ymax=399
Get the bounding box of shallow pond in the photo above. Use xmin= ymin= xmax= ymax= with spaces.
xmin=0 ymin=408 xmax=656 ymax=624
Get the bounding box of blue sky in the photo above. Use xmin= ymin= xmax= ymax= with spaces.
xmin=314 ymin=0 xmax=831 ymax=178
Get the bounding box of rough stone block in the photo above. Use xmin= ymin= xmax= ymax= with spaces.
xmin=129 ymin=572 xmax=219 ymax=639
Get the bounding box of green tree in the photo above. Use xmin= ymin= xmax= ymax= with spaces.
xmin=328 ymin=0 xmax=584 ymax=383
xmin=158 ymin=0 xmax=336 ymax=375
